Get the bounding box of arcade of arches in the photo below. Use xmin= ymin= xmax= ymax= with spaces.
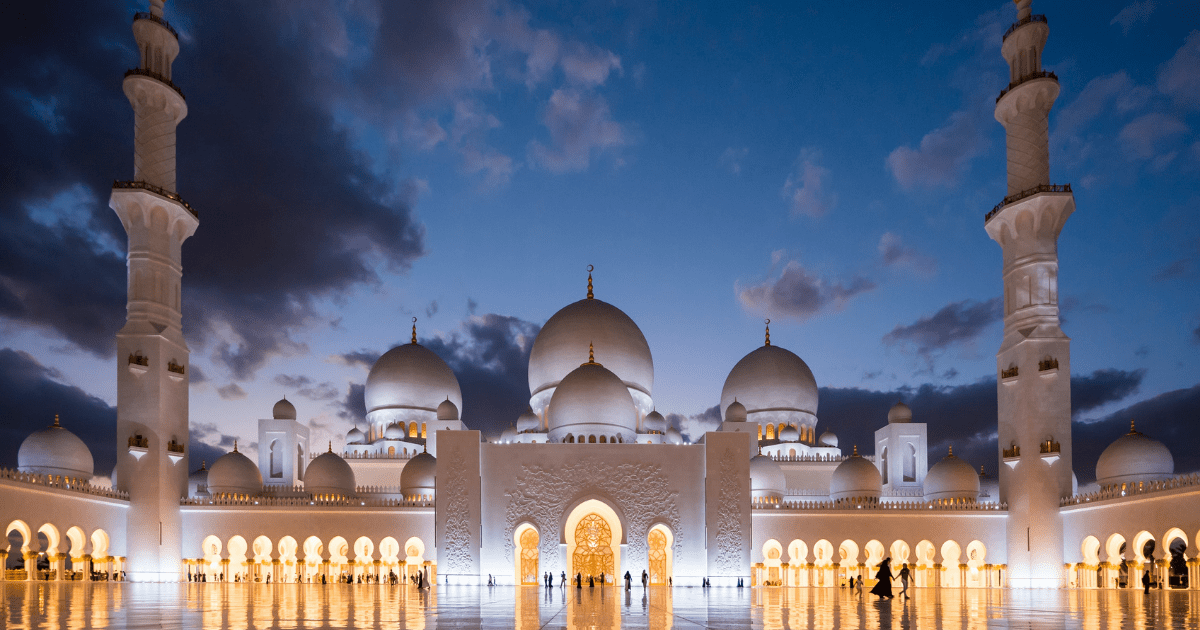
xmin=4 ymin=520 xmax=118 ymax=581
xmin=185 ymin=533 xmax=431 ymax=584
xmin=1071 ymin=528 xmax=1200 ymax=590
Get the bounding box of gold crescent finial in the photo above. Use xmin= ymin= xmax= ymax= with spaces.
xmin=948 ymin=445 xmax=954 ymax=457
xmin=328 ymin=441 xmax=333 ymax=453
xmin=764 ymin=319 xmax=771 ymax=346
xmin=587 ymin=265 xmax=594 ymax=299
xmin=411 ymin=317 xmax=418 ymax=344
xmin=53 ymin=414 xmax=60 ymax=427
xmin=233 ymin=440 xmax=238 ymax=453
xmin=1128 ymin=419 xmax=1139 ymax=435
xmin=852 ymin=445 xmax=858 ymax=457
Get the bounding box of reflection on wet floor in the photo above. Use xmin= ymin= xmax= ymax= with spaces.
xmin=3 ymin=583 xmax=1199 ymax=628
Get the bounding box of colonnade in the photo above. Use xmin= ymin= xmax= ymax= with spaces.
xmin=3 ymin=519 xmax=118 ymax=582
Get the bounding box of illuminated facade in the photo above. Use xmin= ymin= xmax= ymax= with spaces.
xmin=3 ymin=0 xmax=1200 ymax=592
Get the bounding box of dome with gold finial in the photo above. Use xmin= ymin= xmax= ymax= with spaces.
xmin=1095 ymin=420 xmax=1174 ymax=487
xmin=207 ymin=441 xmax=262 ymax=497
xmin=923 ymin=446 xmax=980 ymax=502
xmin=304 ymin=444 xmax=356 ymax=498
xmin=720 ymin=320 xmax=819 ymax=430
xmin=17 ymin=415 xmax=94 ymax=480
xmin=364 ymin=317 xmax=463 ymax=427
xmin=528 ymin=266 xmax=654 ymax=420
xmin=830 ymin=446 xmax=882 ymax=501
xmin=546 ymin=342 xmax=639 ymax=444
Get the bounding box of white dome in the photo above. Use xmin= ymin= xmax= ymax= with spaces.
xmin=304 ymin=449 xmax=356 ymax=497
xmin=188 ymin=462 xmax=209 ymax=497
xmin=17 ymin=417 xmax=94 ymax=480
xmin=500 ymin=426 xmax=518 ymax=442
xmin=528 ymin=296 xmax=654 ymax=417
xmin=365 ymin=342 xmax=462 ymax=416
xmin=516 ymin=408 xmax=541 ymax=433
xmin=346 ymin=427 xmax=366 ymax=445
xmin=750 ymin=454 xmax=785 ymax=499
xmin=887 ymin=401 xmax=912 ymax=424
xmin=547 ymin=360 xmax=638 ymax=443
xmin=830 ymin=450 xmax=882 ymax=501
xmin=924 ymin=449 xmax=980 ymax=502
xmin=401 ymin=451 xmax=436 ymax=499
xmin=383 ymin=423 xmax=405 ymax=440
xmin=779 ymin=425 xmax=799 ymax=442
xmin=665 ymin=427 xmax=683 ymax=445
xmin=436 ymin=398 xmax=459 ymax=421
xmin=720 ymin=344 xmax=818 ymax=428
xmin=1095 ymin=423 xmax=1174 ymax=487
xmin=207 ymin=446 xmax=263 ymax=496
xmin=819 ymin=430 xmax=838 ymax=447
xmin=725 ymin=400 xmax=747 ymax=422
xmin=643 ymin=410 xmax=667 ymax=434
xmin=272 ymin=398 xmax=297 ymax=420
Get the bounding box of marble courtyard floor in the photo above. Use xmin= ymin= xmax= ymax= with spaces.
xmin=3 ymin=583 xmax=1199 ymax=629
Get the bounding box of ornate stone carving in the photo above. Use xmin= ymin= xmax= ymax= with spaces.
xmin=714 ymin=448 xmax=745 ymax=574
xmin=441 ymin=450 xmax=475 ymax=573
xmin=502 ymin=457 xmax=682 ymax=575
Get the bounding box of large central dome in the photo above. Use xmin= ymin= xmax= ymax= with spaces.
xmin=720 ymin=343 xmax=818 ymax=428
xmin=365 ymin=342 xmax=462 ymax=417
xmin=528 ymin=296 xmax=654 ymax=417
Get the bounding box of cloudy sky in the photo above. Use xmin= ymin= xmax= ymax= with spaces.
xmin=1 ymin=0 xmax=1197 ymax=483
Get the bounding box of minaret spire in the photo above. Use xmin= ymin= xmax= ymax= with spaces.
xmin=110 ymin=0 xmax=197 ymax=581
xmin=411 ymin=317 xmax=418 ymax=344
xmin=764 ymin=319 xmax=771 ymax=346
xmin=586 ymin=265 xmax=594 ymax=299
xmin=988 ymin=0 xmax=1073 ymax=589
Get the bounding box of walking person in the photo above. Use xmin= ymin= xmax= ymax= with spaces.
xmin=641 ymin=570 xmax=648 ymax=588
xmin=561 ymin=571 xmax=566 ymax=587
xmin=869 ymin=558 xmax=895 ymax=600
xmin=898 ymin=565 xmax=910 ymax=600
xmin=855 ymin=574 xmax=863 ymax=595
xmin=1142 ymin=570 xmax=1151 ymax=594
xmin=625 ymin=571 xmax=632 ymax=590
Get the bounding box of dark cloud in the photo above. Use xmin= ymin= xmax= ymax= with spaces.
xmin=425 ymin=301 xmax=439 ymax=318
xmin=274 ymin=374 xmax=314 ymax=389
xmin=1152 ymin=258 xmax=1190 ymax=281
xmin=188 ymin=422 xmax=236 ymax=471
xmin=0 ymin=3 xmax=426 ymax=378
xmin=336 ymin=350 xmax=381 ymax=371
xmin=878 ymin=232 xmax=937 ymax=276
xmin=217 ymin=383 xmax=248 ymax=400
xmin=274 ymin=374 xmax=339 ymax=401
xmin=737 ymin=259 xmax=876 ymax=320
xmin=883 ymin=298 xmax=1002 ymax=358
xmin=336 ymin=383 xmax=368 ymax=424
xmin=0 ymin=348 xmax=117 ymax=477
xmin=665 ymin=405 xmax=721 ymax=443
xmin=188 ymin=363 xmax=209 ymax=385
xmin=815 ymin=368 xmax=1146 ymax=483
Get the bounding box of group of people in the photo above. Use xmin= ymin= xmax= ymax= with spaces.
xmin=186 ymin=569 xmax=427 ymax=587
xmin=841 ymin=558 xmax=911 ymax=601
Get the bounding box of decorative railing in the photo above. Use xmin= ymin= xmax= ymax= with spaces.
xmin=182 ymin=495 xmax=433 ymax=508
xmin=997 ymin=70 xmax=1058 ymax=103
xmin=1039 ymin=358 xmax=1059 ymax=371
xmin=1040 ymin=440 xmax=1060 ymax=454
xmin=167 ymin=440 xmax=186 ymax=454
xmin=986 ymin=183 xmax=1071 ymax=223
xmin=1002 ymin=14 xmax=1047 ymax=41
xmin=332 ymin=450 xmax=416 ymax=460
xmin=1002 ymin=445 xmax=1020 ymax=459
xmin=771 ymin=453 xmax=868 ymax=463
xmin=133 ymin=11 xmax=179 ymax=39
xmin=1000 ymin=366 xmax=1019 ymax=379
xmin=128 ymin=353 xmax=149 ymax=367
xmin=112 ymin=180 xmax=198 ymax=219
xmin=1060 ymin=473 xmax=1200 ymax=507
xmin=123 ymin=67 xmax=186 ymax=101
xmin=128 ymin=435 xmax=149 ymax=448
xmin=167 ymin=361 xmax=186 ymax=375
xmin=0 ymin=467 xmax=128 ymax=500
xmin=755 ymin=496 xmax=1006 ymax=511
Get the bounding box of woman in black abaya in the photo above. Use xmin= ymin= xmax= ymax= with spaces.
xmin=869 ymin=558 xmax=895 ymax=600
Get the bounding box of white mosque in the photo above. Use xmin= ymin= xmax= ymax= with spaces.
xmin=2 ymin=0 xmax=1199 ymax=592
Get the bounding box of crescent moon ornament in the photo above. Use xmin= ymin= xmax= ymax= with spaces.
xmin=586 ymin=265 xmax=595 ymax=299
xmin=765 ymin=319 xmax=770 ymax=325
xmin=587 ymin=264 xmax=594 ymax=272
xmin=413 ymin=317 xmax=418 ymax=323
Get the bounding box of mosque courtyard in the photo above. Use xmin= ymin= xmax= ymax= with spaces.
xmin=3 ymin=583 xmax=1198 ymax=629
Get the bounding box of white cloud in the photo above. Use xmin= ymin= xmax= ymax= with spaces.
xmin=886 ymin=109 xmax=988 ymax=189
xmin=1158 ymin=30 xmax=1200 ymax=109
xmin=737 ymin=258 xmax=875 ymax=320
xmin=1119 ymin=112 xmax=1189 ymax=159
xmin=560 ymin=42 xmax=622 ymax=87
xmin=1111 ymin=1 xmax=1156 ymax=35
xmin=528 ymin=88 xmax=626 ymax=173
xmin=782 ymin=148 xmax=834 ymax=218
xmin=878 ymin=232 xmax=937 ymax=277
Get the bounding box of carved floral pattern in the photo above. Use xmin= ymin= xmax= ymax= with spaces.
xmin=714 ymin=448 xmax=746 ymax=574
xmin=441 ymin=449 xmax=476 ymax=573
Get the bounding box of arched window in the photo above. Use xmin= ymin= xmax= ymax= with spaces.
xmin=269 ymin=440 xmax=282 ymax=478
xmin=296 ymin=444 xmax=304 ymax=481
xmin=589 ymin=435 xmax=596 ymax=444
xmin=388 ymin=446 xmax=395 ymax=456
xmin=880 ymin=447 xmax=889 ymax=485
xmin=766 ymin=424 xmax=775 ymax=440
xmin=599 ymin=435 xmax=607 ymax=444
xmin=904 ymin=443 xmax=917 ymax=482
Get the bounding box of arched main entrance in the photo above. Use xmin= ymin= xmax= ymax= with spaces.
xmin=648 ymin=525 xmax=673 ymax=585
xmin=516 ymin=525 xmax=539 ymax=585
xmin=565 ymin=499 xmax=622 ymax=584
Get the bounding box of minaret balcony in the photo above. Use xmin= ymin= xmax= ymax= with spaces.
xmin=996 ymin=70 xmax=1057 ymax=104
xmin=112 ymin=180 xmax=199 ymax=219
xmin=1039 ymin=439 xmax=1061 ymax=465
xmin=166 ymin=440 xmax=186 ymax=465
xmin=128 ymin=435 xmax=150 ymax=460
xmin=1002 ymin=445 xmax=1020 ymax=469
xmin=123 ymin=67 xmax=186 ymax=101
xmin=1002 ymin=14 xmax=1046 ymax=42
xmin=984 ymin=183 xmax=1071 ymax=223
xmin=133 ymin=11 xmax=179 ymax=40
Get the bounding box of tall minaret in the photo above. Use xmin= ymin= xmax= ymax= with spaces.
xmin=109 ymin=0 xmax=198 ymax=582
xmin=986 ymin=0 xmax=1073 ymax=589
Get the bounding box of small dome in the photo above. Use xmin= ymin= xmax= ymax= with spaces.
xmin=272 ymin=398 xmax=297 ymax=420
xmin=750 ymin=454 xmax=785 ymax=499
xmin=888 ymin=401 xmax=912 ymax=424
xmin=725 ymin=400 xmax=747 ymax=422
xmin=304 ymin=449 xmax=356 ymax=497
xmin=401 ymin=451 xmax=436 ymax=499
xmin=547 ymin=359 xmax=638 ymax=443
xmin=17 ymin=416 xmax=94 ymax=480
xmin=437 ymin=398 xmax=459 ymax=421
xmin=207 ymin=445 xmax=263 ymax=496
xmin=665 ymin=427 xmax=683 ymax=445
xmin=1095 ymin=422 xmax=1174 ymax=487
xmin=345 ymin=427 xmax=366 ymax=445
xmin=819 ymin=430 xmax=838 ymax=448
xmin=383 ymin=423 xmax=405 ymax=440
xmin=830 ymin=449 xmax=882 ymax=501
xmin=924 ymin=448 xmax=980 ymax=502
xmin=516 ymin=408 xmax=541 ymax=433
xmin=500 ymin=426 xmax=518 ymax=443
xmin=643 ymin=410 xmax=667 ymax=434
xmin=778 ymin=425 xmax=799 ymax=442
xmin=188 ymin=462 xmax=209 ymax=497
